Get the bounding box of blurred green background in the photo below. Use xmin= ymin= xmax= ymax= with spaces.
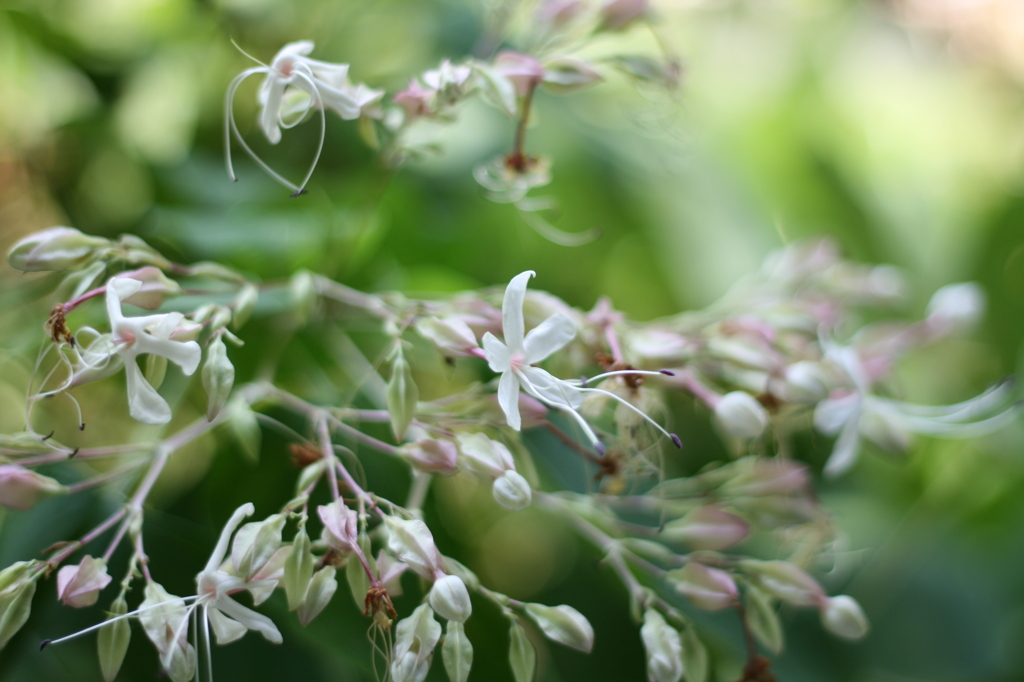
xmin=1 ymin=0 xmax=1024 ymax=680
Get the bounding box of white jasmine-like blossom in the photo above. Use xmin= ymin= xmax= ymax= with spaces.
xmin=225 ymin=41 xmax=380 ymax=196
xmin=91 ymin=277 xmax=202 ymax=425
xmin=483 ymin=271 xmax=681 ymax=450
xmin=815 ymin=345 xmax=1018 ymax=478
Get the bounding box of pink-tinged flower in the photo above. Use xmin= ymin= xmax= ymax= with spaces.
xmin=670 ymin=563 xmax=739 ymax=611
xmin=394 ymin=79 xmax=437 ymax=120
xmin=56 ymin=556 xmax=111 ymax=608
xmin=0 ymin=465 xmax=65 ymax=511
xmin=661 ymin=506 xmax=749 ymax=551
xmin=492 ymin=52 xmax=546 ymax=96
xmin=114 ymin=267 xmax=182 ymax=310
xmin=537 ymin=0 xmax=585 ymax=27
xmin=599 ymin=0 xmax=649 ymax=31
xmin=318 ymin=500 xmax=359 ymax=553
xmin=402 ymin=438 xmax=459 ymax=475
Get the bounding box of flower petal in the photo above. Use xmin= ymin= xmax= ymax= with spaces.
xmin=216 ymin=595 xmax=283 ymax=644
xmin=482 ymin=332 xmax=511 ymax=373
xmin=208 ymin=606 xmax=248 ymax=645
xmin=498 ymin=370 xmax=522 ymax=431
xmin=124 ymin=357 xmax=172 ymax=425
xmin=137 ymin=335 xmax=201 ymax=376
xmin=823 ymin=411 xmax=862 ymax=479
xmin=518 ymin=366 xmax=584 ymax=410
xmin=524 ymin=312 xmax=576 ymax=364
xmin=259 ymin=77 xmax=288 ymax=144
xmin=502 ymin=271 xmax=535 ymax=353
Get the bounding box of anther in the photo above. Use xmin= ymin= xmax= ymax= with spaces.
xmin=659 ymin=369 xmax=675 ymax=376
xmin=79 ymin=423 xmax=86 ymax=431
xmin=41 ymin=430 xmax=54 ymax=441
xmin=69 ymin=448 xmax=80 ymax=459
xmin=670 ymin=433 xmax=683 ymax=449
xmin=40 ymin=639 xmax=52 ymax=651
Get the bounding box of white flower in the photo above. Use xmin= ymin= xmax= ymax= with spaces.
xmin=225 ymin=41 xmax=380 ymax=196
xmin=482 ymin=271 xmax=682 ymax=450
xmin=103 ymin=277 xmax=202 ymax=425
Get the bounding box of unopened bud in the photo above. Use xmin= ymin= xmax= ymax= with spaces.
xmin=721 ymin=457 xmax=809 ymax=498
xmin=523 ymin=603 xmax=594 ymax=653
xmin=284 ymin=529 xmax=315 ymax=611
xmin=403 ymin=438 xmax=459 ymax=475
xmin=599 ymin=0 xmax=649 ymax=31
xmin=415 ymin=317 xmax=478 ymax=357
xmin=7 ymin=227 xmax=108 ymax=272
xmin=662 ymin=506 xmax=748 ymax=551
xmin=98 ymin=594 xmax=131 ymax=681
xmin=926 ymin=282 xmax=985 ymax=333
xmin=640 ymin=610 xmax=683 ymax=682
xmin=714 ymin=392 xmax=769 ymax=439
xmin=202 ymin=336 xmax=235 ymax=421
xmin=116 ymin=268 xmax=181 ymax=310
xmin=0 ymin=561 xmax=42 ymax=649
xmin=384 ymin=516 xmax=443 ymax=579
xmin=290 ymin=270 xmax=317 ymax=323
xmin=820 ymin=595 xmax=869 ymax=640
xmin=429 ymin=574 xmax=472 ymax=623
xmin=442 ymin=620 xmax=473 ymax=682
xmin=56 ymin=556 xmax=111 ymax=608
xmin=231 ymin=284 xmax=259 ymax=330
xmin=456 ymin=432 xmax=515 ymax=479
xmin=297 ymin=567 xmax=338 ymax=627
xmin=782 ymin=361 xmax=830 ymax=404
xmin=387 ymin=348 xmax=419 ymax=442
xmin=493 ymin=52 xmax=545 ymax=96
xmin=0 ymin=464 xmax=65 ymax=510
xmin=492 ymin=470 xmax=532 ymax=510
xmin=740 ymin=560 xmax=824 ymax=607
xmin=538 ymin=0 xmax=584 ymax=26
xmin=542 ymin=58 xmax=603 ymax=94
xmin=669 ymin=563 xmax=739 ymax=611
xmin=318 ymin=500 xmax=359 ymax=553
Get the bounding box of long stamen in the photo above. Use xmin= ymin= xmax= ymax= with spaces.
xmin=224 ymin=67 xmax=273 ymax=184
xmin=203 ymin=604 xmax=214 ymax=682
xmin=576 ymin=385 xmax=682 ymax=448
xmin=290 ymin=69 xmax=327 ymax=197
xmin=41 ymin=595 xmax=201 ymax=648
xmin=570 ymin=369 xmax=674 ymax=386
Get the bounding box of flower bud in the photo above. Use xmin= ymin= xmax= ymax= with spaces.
xmin=202 ymin=335 xmax=235 ymax=421
xmin=640 ymin=610 xmax=683 ymax=682
xmin=318 ymin=500 xmax=359 ymax=553
xmin=508 ymin=621 xmax=536 ymax=682
xmin=387 ymin=348 xmax=419 ymax=442
xmin=542 ymin=58 xmax=603 ymax=94
xmin=392 ymin=604 xmax=442 ymax=682
xmin=403 ymin=438 xmax=459 ymax=475
xmin=442 ymin=620 xmax=473 ymax=682
xmin=740 ymin=560 xmax=824 ymax=607
xmin=820 ymin=595 xmax=869 ymax=640
xmin=668 ymin=563 xmax=739 ymax=611
xmin=599 ymin=0 xmax=649 ymax=31
xmin=456 ymin=432 xmax=515 ymax=479
xmin=492 ymin=470 xmax=532 ymax=510
xmin=384 ymin=515 xmax=443 ymax=579
xmin=523 ymin=603 xmax=594 ymax=653
xmin=56 ymin=556 xmax=111 ymax=608
xmin=394 ymin=80 xmax=437 ymax=120
xmin=782 ymin=361 xmax=830 ymax=404
xmin=415 ymin=317 xmax=478 ymax=357
xmin=231 ymin=284 xmax=259 ymax=330
xmin=116 ymin=268 xmax=182 ymax=310
xmin=98 ymin=594 xmax=131 ymax=681
xmin=7 ymin=227 xmax=108 ymax=272
xmin=661 ymin=506 xmax=748 ymax=551
xmin=721 ymin=457 xmax=809 ymax=498
xmin=231 ymin=513 xmax=286 ymax=581
xmin=926 ymin=282 xmax=985 ymax=333
xmin=0 ymin=561 xmax=42 ymax=649
xmin=290 ymin=270 xmax=317 ymax=323
xmin=429 ymin=574 xmax=472 ymax=623
xmin=714 ymin=392 xmax=769 ymax=439
xmin=0 ymin=464 xmax=65 ymax=510
xmin=297 ymin=567 xmax=338 ymax=627
xmin=493 ymin=52 xmax=545 ymax=96
xmin=284 ymin=529 xmax=315 ymax=611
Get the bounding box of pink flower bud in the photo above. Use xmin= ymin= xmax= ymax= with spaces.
xmin=538 ymin=0 xmax=584 ymax=26
xmin=0 ymin=465 xmax=65 ymax=511
xmin=669 ymin=563 xmax=739 ymax=611
xmin=384 ymin=516 xmax=443 ymax=579
xmin=493 ymin=52 xmax=545 ymax=96
xmin=318 ymin=500 xmax=359 ymax=553
xmin=662 ymin=506 xmax=749 ymax=551
xmin=599 ymin=0 xmax=649 ymax=31
xmin=415 ymin=316 xmax=478 ymax=357
xmin=56 ymin=556 xmax=111 ymax=608
xmin=722 ymin=458 xmax=809 ymax=498
xmin=740 ymin=560 xmax=825 ymax=607
xmin=403 ymin=439 xmax=459 ymax=475
xmin=394 ymin=80 xmax=436 ymax=120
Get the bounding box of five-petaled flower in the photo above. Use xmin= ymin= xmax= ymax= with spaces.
xmin=104 ymin=277 xmax=202 ymax=425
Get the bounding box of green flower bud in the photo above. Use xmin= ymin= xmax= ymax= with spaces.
xmin=442 ymin=620 xmax=473 ymax=682
xmin=523 ymin=603 xmax=594 ymax=653
xmin=202 ymin=336 xmax=235 ymax=421
xmin=387 ymin=348 xmax=418 ymax=442
xmin=297 ymin=567 xmax=337 ymax=627
xmin=98 ymin=595 xmax=131 ymax=682
xmin=7 ymin=227 xmax=108 ymax=272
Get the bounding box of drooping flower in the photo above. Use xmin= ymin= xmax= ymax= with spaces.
xmin=225 ymin=41 xmax=381 ymax=196
xmin=56 ymin=556 xmax=111 ymax=608
xmin=101 ymin=277 xmax=202 ymax=425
